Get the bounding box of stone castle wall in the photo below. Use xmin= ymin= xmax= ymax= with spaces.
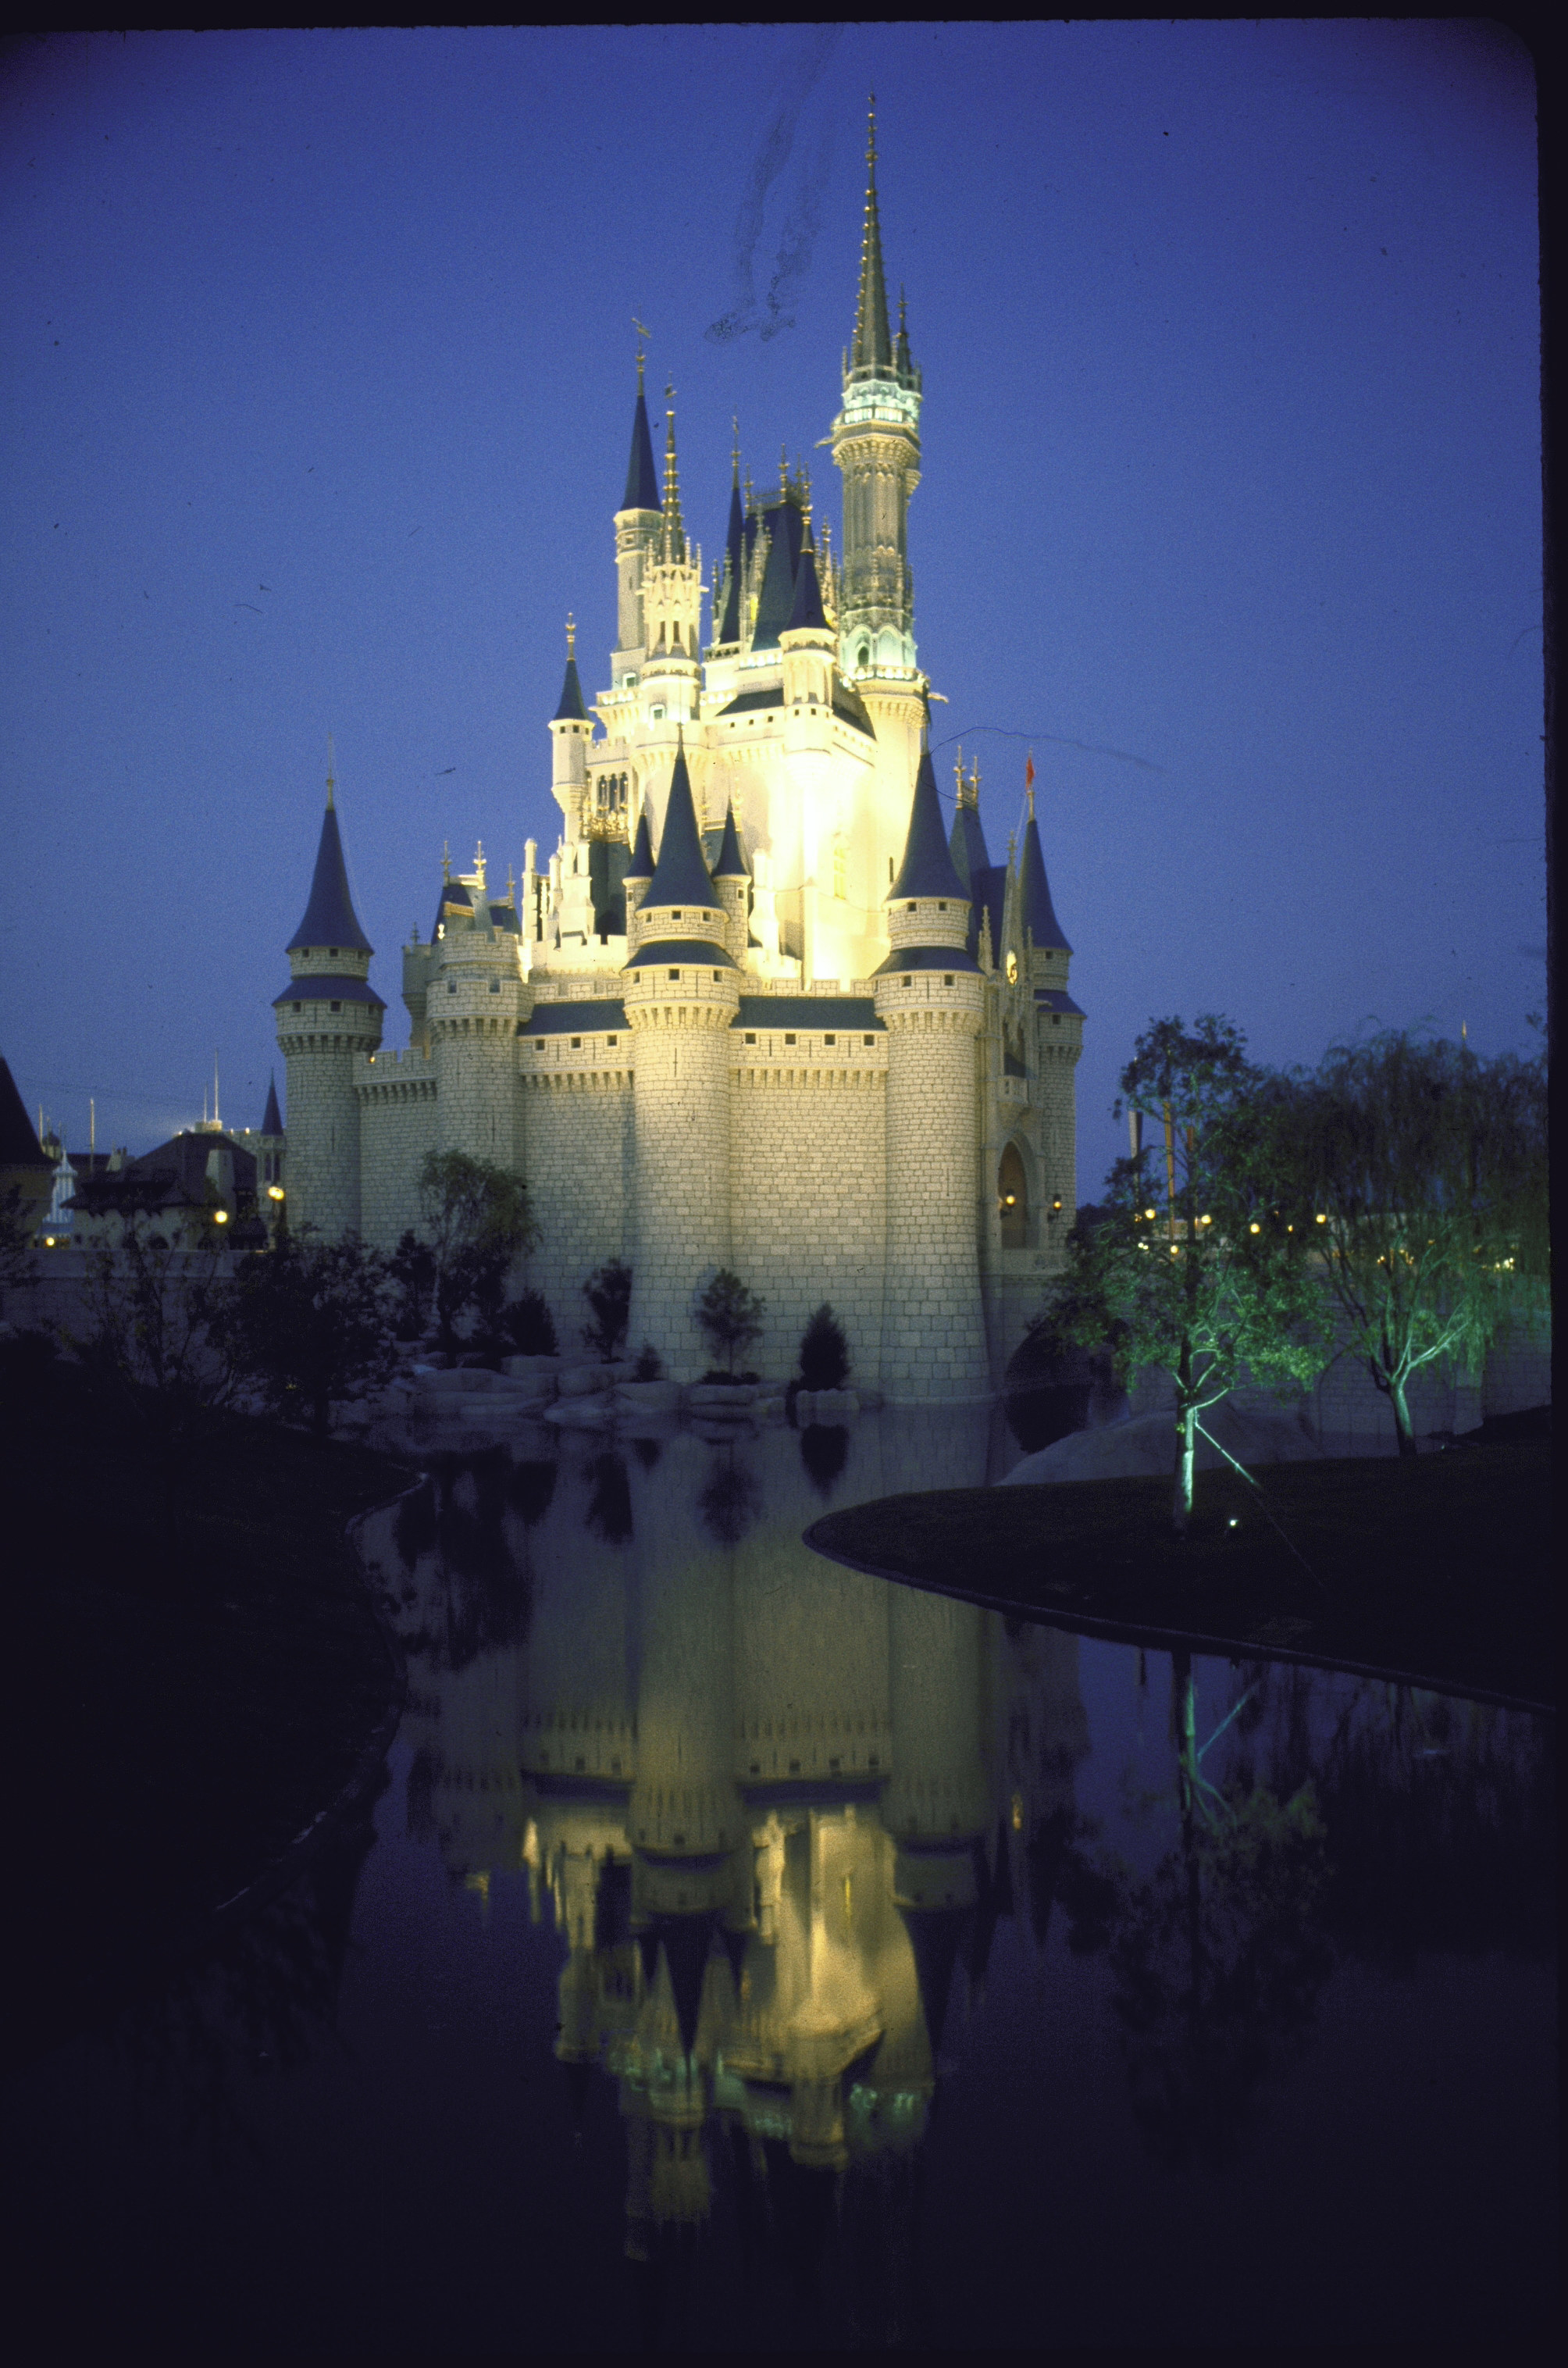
xmin=356 ymin=1050 xmax=437 ymax=1250
xmin=520 ymin=1065 xmax=634 ymax=1351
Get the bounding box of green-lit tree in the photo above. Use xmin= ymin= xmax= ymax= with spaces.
xmin=416 ymin=1150 xmax=537 ymax=1353
xmin=1277 ymin=1029 xmax=1548 ymax=1457
xmin=1035 ymin=1016 xmax=1330 ymax=1537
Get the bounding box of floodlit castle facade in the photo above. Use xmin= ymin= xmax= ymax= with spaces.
xmin=273 ymin=125 xmax=1084 ymax=1400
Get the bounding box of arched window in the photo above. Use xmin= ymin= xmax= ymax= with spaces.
xmin=857 ymin=642 xmax=870 ymax=670
xmin=999 ymin=1143 xmax=1029 ymax=1249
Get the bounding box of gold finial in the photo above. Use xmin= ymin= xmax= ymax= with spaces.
xmin=566 ymin=612 xmax=576 ymax=658
xmin=867 ymin=92 xmax=876 ymax=172
xmin=731 ymin=415 xmax=740 ymax=483
xmin=953 ymin=747 xmax=964 ymax=796
xmin=779 ymin=441 xmax=789 ymax=496
xmin=633 ymin=318 xmax=650 ymax=387
xmin=326 ymin=731 xmax=336 ymax=809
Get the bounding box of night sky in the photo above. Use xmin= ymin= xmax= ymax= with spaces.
xmin=0 ymin=23 xmax=1542 ymax=1200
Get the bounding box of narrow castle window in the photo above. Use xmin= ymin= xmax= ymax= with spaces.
xmin=668 ymin=968 xmax=679 ymax=980
xmin=824 ymin=1033 xmax=836 ymax=1046
xmin=863 ymin=1034 xmax=875 ymax=1045
xmin=330 ymin=1000 xmax=341 ymax=1013
xmin=745 ymin=1032 xmax=757 ymax=1044
xmin=944 ymin=975 xmax=953 ymax=986
xmin=784 ymin=1033 xmax=796 ymax=1045
xmin=571 ymin=1037 xmax=581 ymax=1049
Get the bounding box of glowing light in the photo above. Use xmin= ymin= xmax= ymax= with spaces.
xmin=213 ymin=1208 xmax=230 ymax=1224
xmin=1169 ymin=1243 xmax=1180 ymax=1256
xmin=1144 ymin=1207 xmax=1156 ymax=1220
xmin=1316 ymin=1212 xmax=1327 ymax=1223
xmin=1249 ymin=1221 xmax=1261 ymax=1233
xmin=1228 ymin=1517 xmax=1239 ymax=1528
xmin=268 ymin=1186 xmax=285 ymax=1201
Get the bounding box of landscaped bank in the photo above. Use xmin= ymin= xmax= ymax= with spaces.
xmin=9 ymin=1343 xmax=412 ymax=2068
xmin=806 ymin=1419 xmax=1552 ymax=1711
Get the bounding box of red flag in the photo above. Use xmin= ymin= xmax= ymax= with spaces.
xmin=1025 ymin=754 xmax=1035 ymax=790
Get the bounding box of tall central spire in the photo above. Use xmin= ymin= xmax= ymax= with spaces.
xmin=850 ymin=97 xmax=893 ymax=378
xmin=661 ymin=386 xmax=686 ymax=563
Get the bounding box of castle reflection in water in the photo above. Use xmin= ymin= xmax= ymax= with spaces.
xmin=371 ymin=1407 xmax=1082 ymax=2262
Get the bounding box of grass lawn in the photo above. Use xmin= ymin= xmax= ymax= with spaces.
xmin=8 ymin=1348 xmax=413 ymax=2065
xmin=806 ymin=1429 xmax=1553 ymax=1711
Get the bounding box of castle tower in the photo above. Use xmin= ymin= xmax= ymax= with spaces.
xmin=1019 ymin=790 xmax=1084 ymax=1234
xmin=273 ymin=766 xmax=383 ymax=1238
xmin=549 ymin=619 xmax=593 ymax=841
xmin=624 ymin=738 xmax=740 ymax=1377
xmin=711 ymin=429 xmax=746 ymax=653
xmin=873 ymin=745 xmax=989 ymax=1402
xmin=427 ymin=843 xmax=527 ymax=1166
xmin=611 ymin=355 xmax=663 ymax=678
xmin=638 ymin=393 xmax=704 ymax=730
xmin=829 ymin=107 xmax=922 ymax=684
xmin=710 ymin=799 xmax=750 ymax=961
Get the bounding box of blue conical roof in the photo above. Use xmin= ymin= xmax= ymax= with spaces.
xmin=622 ymin=370 xmax=661 ymax=513
xmin=786 ymin=533 xmax=828 ymax=632
xmin=717 ymin=474 xmax=744 ymax=644
xmin=712 ymin=801 xmax=747 ymax=879
xmin=948 ymin=800 xmax=991 ymax=897
xmin=287 ymin=798 xmax=373 ymax=954
xmin=644 ymin=740 xmax=717 ymax=910
xmin=261 ymin=1072 xmax=283 ymax=1135
xmin=750 ymin=501 xmax=805 ymax=651
xmin=553 ymin=654 xmax=589 ymax=722
xmin=889 ymin=748 xmax=967 ymax=903
xmin=624 ymin=806 xmax=655 ymax=881
xmin=1021 ymin=813 xmax=1073 ymax=952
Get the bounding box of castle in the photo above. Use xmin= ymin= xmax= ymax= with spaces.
xmin=273 ymin=119 xmax=1083 ymax=1400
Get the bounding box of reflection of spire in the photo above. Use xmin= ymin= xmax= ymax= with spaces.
xmin=899 ymin=1905 xmax=966 ymax=2057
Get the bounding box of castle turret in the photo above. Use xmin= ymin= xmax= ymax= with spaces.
xmin=638 ymin=393 xmax=704 ymax=730
xmin=550 ymin=618 xmax=594 ymax=841
xmin=624 ymin=738 xmax=740 ymax=1376
xmin=1019 ymin=787 xmax=1084 ymax=1239
xmin=779 ymin=523 xmax=836 ymax=715
xmin=611 ymin=355 xmax=664 ymax=679
xmin=710 ymin=800 xmax=750 ymax=960
xmin=623 ymin=805 xmax=655 ymax=925
xmin=829 ymin=105 xmax=922 ymax=684
xmin=711 ymin=430 xmax=746 ymax=653
xmin=273 ymin=766 xmax=383 ymax=1238
xmin=873 ymin=745 xmax=989 ymax=1401
xmin=426 ymin=843 xmax=526 ymax=1168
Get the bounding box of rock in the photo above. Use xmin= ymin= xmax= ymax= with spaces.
xmin=688 ymin=1382 xmax=757 ymax=1410
xmin=558 ymin=1365 xmax=612 ymax=1396
xmin=615 ymin=1380 xmax=682 ymax=1414
xmin=417 ymin=1367 xmax=497 ymax=1396
xmin=501 ymin=1354 xmax=561 ymax=1383
xmin=543 ymin=1397 xmax=611 ymax=1429
xmin=999 ymin=1399 xmax=1324 ymax=1488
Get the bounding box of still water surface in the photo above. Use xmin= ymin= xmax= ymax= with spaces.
xmin=6 ymin=1409 xmax=1556 ymax=2351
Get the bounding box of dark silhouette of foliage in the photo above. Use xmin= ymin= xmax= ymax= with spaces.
xmin=223 ymin=1234 xmax=397 ymax=1435
xmin=699 ymin=1453 xmax=762 ymax=1544
xmin=632 ymin=1339 xmax=665 ymax=1380
xmin=387 ymin=1230 xmax=436 ymax=1341
xmin=582 ymin=1259 xmax=633 ymax=1363
xmin=630 ymin=1433 xmax=662 ymax=1471
xmin=507 ymin=1457 xmax=558 ymax=1528
xmin=799 ymin=1421 xmax=850 ymax=1496
xmin=500 ymin=1288 xmax=558 ymax=1356
xmin=696 ymin=1268 xmax=765 ymax=1375
xmin=797 ymin=1303 xmax=850 ymax=1390
xmin=583 ymin=1449 xmax=633 ymax=1543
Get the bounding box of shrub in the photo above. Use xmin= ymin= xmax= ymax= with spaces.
xmin=695 ymin=1268 xmax=765 ymax=1375
xmin=500 ymin=1289 xmax=558 ymax=1356
xmin=798 ymin=1303 xmax=850 ymax=1391
xmin=632 ymin=1340 xmax=664 ymax=1381
xmin=583 ymin=1258 xmax=633 ymax=1362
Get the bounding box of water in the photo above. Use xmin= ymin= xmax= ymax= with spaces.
xmin=4 ymin=1408 xmax=1555 ymax=2351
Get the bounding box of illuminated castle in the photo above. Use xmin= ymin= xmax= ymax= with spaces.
xmin=273 ymin=114 xmax=1084 ymax=1399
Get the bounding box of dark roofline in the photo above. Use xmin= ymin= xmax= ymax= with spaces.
xmin=623 ymin=938 xmax=738 ymax=970
xmin=287 ymin=799 xmax=374 ymax=954
xmin=872 ymin=944 xmax=981 ymax=976
xmin=273 ymin=975 xmax=387 ymax=1010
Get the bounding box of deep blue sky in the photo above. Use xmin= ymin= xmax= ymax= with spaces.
xmin=0 ymin=23 xmax=1542 ymax=1198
